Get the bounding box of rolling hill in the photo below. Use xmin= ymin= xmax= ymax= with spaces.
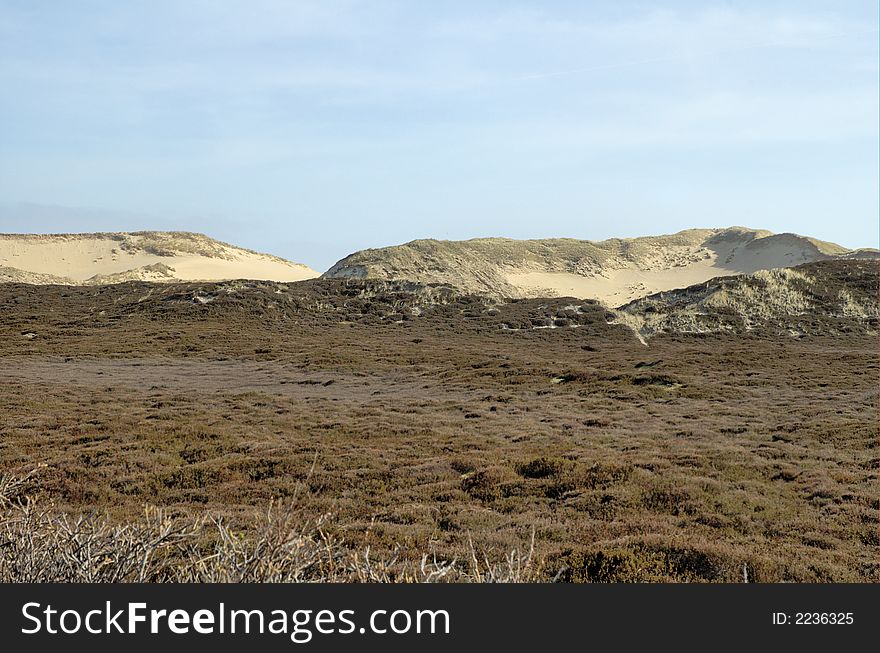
xmin=0 ymin=232 xmax=318 ymax=285
xmin=324 ymin=227 xmax=876 ymax=306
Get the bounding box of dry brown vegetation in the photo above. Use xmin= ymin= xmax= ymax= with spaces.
xmin=0 ymin=468 xmax=537 ymax=582
xmin=0 ymin=263 xmax=877 ymax=582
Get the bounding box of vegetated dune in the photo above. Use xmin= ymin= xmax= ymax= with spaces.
xmin=0 ymin=232 xmax=318 ymax=285
xmin=614 ymin=259 xmax=880 ymax=340
xmin=0 ymin=266 xmax=71 ymax=285
xmin=324 ymin=226 xmax=877 ymax=306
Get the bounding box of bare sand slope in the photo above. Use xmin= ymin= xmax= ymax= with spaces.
xmin=505 ymin=233 xmax=840 ymax=304
xmin=0 ymin=232 xmax=318 ymax=285
xmin=325 ymin=227 xmax=876 ymax=305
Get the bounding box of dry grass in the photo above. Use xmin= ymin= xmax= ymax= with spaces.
xmin=0 ymin=269 xmax=877 ymax=582
xmin=619 ymin=259 xmax=879 ymax=337
xmin=0 ymin=467 xmax=538 ymax=582
xmin=704 ymin=268 xmax=812 ymax=319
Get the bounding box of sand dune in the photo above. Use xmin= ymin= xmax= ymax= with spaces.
xmin=325 ymin=227 xmax=876 ymax=305
xmin=0 ymin=232 xmax=318 ymax=285
xmin=504 ymin=232 xmax=850 ymax=304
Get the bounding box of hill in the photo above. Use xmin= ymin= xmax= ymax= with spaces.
xmin=324 ymin=227 xmax=876 ymax=306
xmin=0 ymin=232 xmax=318 ymax=285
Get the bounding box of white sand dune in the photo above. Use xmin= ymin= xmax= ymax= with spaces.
xmin=0 ymin=232 xmax=318 ymax=285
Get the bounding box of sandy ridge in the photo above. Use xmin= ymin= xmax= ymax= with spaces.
xmin=324 ymin=227 xmax=877 ymax=305
xmin=0 ymin=231 xmax=319 ymax=285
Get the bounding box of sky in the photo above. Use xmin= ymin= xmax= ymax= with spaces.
xmin=0 ymin=1 xmax=877 ymax=271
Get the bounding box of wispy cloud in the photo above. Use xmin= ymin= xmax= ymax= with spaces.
xmin=0 ymin=1 xmax=876 ymax=263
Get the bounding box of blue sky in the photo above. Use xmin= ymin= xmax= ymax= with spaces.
xmin=0 ymin=1 xmax=877 ymax=271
